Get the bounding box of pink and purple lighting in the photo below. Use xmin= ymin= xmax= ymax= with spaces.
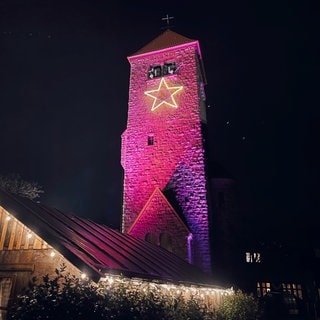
xmin=122 ymin=33 xmax=212 ymax=273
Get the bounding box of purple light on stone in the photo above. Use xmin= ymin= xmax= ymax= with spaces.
xmin=121 ymin=34 xmax=212 ymax=273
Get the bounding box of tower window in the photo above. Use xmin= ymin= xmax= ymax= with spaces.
xmin=148 ymin=62 xmax=177 ymax=79
xmin=282 ymin=283 xmax=303 ymax=299
xmin=148 ymin=65 xmax=162 ymax=79
xmin=163 ymin=62 xmax=176 ymax=75
xmin=246 ymin=251 xmax=261 ymax=263
xmin=148 ymin=135 xmax=154 ymax=146
xmin=257 ymin=282 xmax=271 ymax=297
xmin=160 ymin=233 xmax=173 ymax=252
xmin=145 ymin=233 xmax=157 ymax=245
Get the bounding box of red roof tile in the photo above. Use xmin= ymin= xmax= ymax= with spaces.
xmin=130 ymin=29 xmax=198 ymax=57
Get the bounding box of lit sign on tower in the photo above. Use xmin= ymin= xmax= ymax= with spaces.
xmin=144 ymin=77 xmax=183 ymax=111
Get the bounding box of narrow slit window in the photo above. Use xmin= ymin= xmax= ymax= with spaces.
xmin=148 ymin=135 xmax=154 ymax=146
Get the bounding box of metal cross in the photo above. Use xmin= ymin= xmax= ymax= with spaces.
xmin=161 ymin=14 xmax=174 ymax=27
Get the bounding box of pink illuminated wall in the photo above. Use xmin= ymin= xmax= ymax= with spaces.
xmin=121 ymin=35 xmax=212 ymax=273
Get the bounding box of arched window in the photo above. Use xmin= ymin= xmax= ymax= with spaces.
xmin=160 ymin=233 xmax=173 ymax=252
xmin=145 ymin=233 xmax=157 ymax=245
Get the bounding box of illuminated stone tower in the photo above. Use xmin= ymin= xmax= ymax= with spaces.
xmin=121 ymin=29 xmax=212 ymax=273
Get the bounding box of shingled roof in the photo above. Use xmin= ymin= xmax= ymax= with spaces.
xmin=130 ymin=29 xmax=199 ymax=57
xmin=0 ymin=188 xmax=216 ymax=285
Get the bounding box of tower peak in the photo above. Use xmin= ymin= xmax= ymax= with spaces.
xmin=129 ymin=29 xmax=197 ymax=57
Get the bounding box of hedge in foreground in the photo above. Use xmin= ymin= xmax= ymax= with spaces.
xmin=8 ymin=265 xmax=214 ymax=320
xmin=216 ymin=290 xmax=258 ymax=320
xmin=8 ymin=265 xmax=258 ymax=320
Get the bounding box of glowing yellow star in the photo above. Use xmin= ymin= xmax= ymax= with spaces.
xmin=144 ymin=77 xmax=183 ymax=111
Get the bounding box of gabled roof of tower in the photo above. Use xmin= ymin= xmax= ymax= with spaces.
xmin=128 ymin=187 xmax=190 ymax=235
xmin=129 ymin=29 xmax=200 ymax=57
xmin=0 ymin=188 xmax=215 ymax=285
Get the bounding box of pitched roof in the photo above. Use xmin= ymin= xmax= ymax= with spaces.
xmin=128 ymin=187 xmax=190 ymax=234
xmin=0 ymin=188 xmax=216 ymax=285
xmin=129 ymin=29 xmax=199 ymax=57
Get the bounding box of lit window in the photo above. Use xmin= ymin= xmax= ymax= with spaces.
xmin=245 ymin=252 xmax=261 ymax=263
xmin=254 ymin=252 xmax=261 ymax=263
xmin=282 ymin=283 xmax=303 ymax=299
xmin=257 ymin=282 xmax=270 ymax=297
xmin=163 ymin=62 xmax=176 ymax=75
xmin=148 ymin=65 xmax=162 ymax=79
xmin=148 ymin=62 xmax=177 ymax=79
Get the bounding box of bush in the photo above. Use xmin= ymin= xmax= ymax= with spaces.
xmin=216 ymin=290 xmax=259 ymax=320
xmin=8 ymin=265 xmax=100 ymax=320
xmin=8 ymin=265 xmax=213 ymax=320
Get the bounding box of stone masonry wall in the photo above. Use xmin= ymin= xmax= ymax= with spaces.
xmin=122 ymin=42 xmax=212 ymax=273
xmin=128 ymin=188 xmax=189 ymax=260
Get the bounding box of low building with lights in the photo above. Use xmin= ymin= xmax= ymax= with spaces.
xmin=0 ymin=188 xmax=232 ymax=319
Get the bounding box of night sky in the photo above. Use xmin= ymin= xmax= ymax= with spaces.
xmin=0 ymin=1 xmax=318 ymax=244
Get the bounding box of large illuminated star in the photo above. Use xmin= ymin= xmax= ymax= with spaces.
xmin=144 ymin=77 xmax=183 ymax=111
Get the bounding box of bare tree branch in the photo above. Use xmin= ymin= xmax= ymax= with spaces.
xmin=0 ymin=173 xmax=44 ymax=200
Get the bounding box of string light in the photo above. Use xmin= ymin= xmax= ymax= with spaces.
xmin=98 ymin=272 xmax=233 ymax=313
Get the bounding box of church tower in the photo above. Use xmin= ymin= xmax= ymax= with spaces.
xmin=121 ymin=29 xmax=212 ymax=273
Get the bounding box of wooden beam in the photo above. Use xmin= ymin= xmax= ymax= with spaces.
xmin=0 ymin=263 xmax=35 ymax=272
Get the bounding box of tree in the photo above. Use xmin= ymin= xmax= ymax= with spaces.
xmin=0 ymin=173 xmax=44 ymax=200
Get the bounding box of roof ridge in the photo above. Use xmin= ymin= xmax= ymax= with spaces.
xmin=129 ymin=29 xmax=197 ymax=57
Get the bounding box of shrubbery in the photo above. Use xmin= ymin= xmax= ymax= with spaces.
xmin=8 ymin=265 xmax=213 ymax=320
xmin=216 ymin=290 xmax=259 ymax=320
xmin=8 ymin=265 xmax=258 ymax=320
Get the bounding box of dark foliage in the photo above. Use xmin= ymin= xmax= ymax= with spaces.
xmin=8 ymin=264 xmax=213 ymax=320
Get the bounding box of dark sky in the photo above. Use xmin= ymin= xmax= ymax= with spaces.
xmin=0 ymin=1 xmax=318 ymax=243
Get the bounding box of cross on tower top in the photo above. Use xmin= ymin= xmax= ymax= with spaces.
xmin=161 ymin=14 xmax=174 ymax=28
